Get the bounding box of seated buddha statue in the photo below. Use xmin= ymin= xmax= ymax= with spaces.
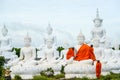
xmin=37 ymin=24 xmax=57 ymax=58
xmin=7 ymin=33 xmax=39 ymax=79
xmin=64 ymin=32 xmax=97 ymax=79
xmin=0 ymin=25 xmax=17 ymax=60
xmin=37 ymin=37 xmax=60 ymax=75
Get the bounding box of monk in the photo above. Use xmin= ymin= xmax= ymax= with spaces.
xmin=96 ymin=60 xmax=102 ymax=79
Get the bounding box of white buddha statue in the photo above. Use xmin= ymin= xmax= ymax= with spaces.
xmin=37 ymin=37 xmax=60 ymax=75
xmin=91 ymin=9 xmax=106 ymax=47
xmin=8 ymin=33 xmax=39 ymax=79
xmin=65 ymin=32 xmax=97 ymax=79
xmin=37 ymin=23 xmax=57 ymax=58
xmin=0 ymin=25 xmax=17 ymax=60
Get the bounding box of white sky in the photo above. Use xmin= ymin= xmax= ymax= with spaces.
xmin=0 ymin=0 xmax=120 ymax=47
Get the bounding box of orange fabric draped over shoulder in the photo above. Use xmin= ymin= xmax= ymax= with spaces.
xmin=96 ymin=60 xmax=102 ymax=79
xmin=66 ymin=48 xmax=74 ymax=60
xmin=74 ymin=44 xmax=96 ymax=61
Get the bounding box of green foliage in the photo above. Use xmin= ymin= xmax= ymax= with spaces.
xmin=0 ymin=56 xmax=5 ymax=77
xmin=36 ymin=48 xmax=39 ymax=53
xmin=60 ymin=65 xmax=65 ymax=74
xmin=33 ymin=75 xmax=52 ymax=80
xmin=13 ymin=75 xmax=22 ymax=80
xmin=57 ymin=46 xmax=64 ymax=52
xmin=0 ymin=56 xmax=5 ymax=66
xmin=0 ymin=77 xmax=4 ymax=80
xmin=40 ymin=68 xmax=54 ymax=77
xmin=57 ymin=46 xmax=64 ymax=57
xmin=32 ymin=72 xmax=120 ymax=80
xmin=54 ymin=74 xmax=65 ymax=79
xmin=0 ymin=66 xmax=4 ymax=77
xmin=14 ymin=48 xmax=21 ymax=57
xmin=112 ymin=47 xmax=115 ymax=50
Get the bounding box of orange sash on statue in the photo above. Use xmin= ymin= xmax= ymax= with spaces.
xmin=74 ymin=44 xmax=96 ymax=61
xmin=66 ymin=48 xmax=74 ymax=60
xmin=96 ymin=60 xmax=102 ymax=79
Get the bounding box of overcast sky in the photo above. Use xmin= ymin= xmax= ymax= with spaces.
xmin=0 ymin=0 xmax=120 ymax=47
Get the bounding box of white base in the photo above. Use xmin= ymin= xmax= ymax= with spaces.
xmin=65 ymin=74 xmax=96 ymax=79
xmin=111 ymin=70 xmax=120 ymax=74
xmin=101 ymin=72 xmax=110 ymax=76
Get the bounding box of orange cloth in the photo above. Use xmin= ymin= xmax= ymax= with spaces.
xmin=89 ymin=46 xmax=96 ymax=61
xmin=74 ymin=44 xmax=96 ymax=61
xmin=96 ymin=60 xmax=102 ymax=79
xmin=66 ymin=48 xmax=74 ymax=60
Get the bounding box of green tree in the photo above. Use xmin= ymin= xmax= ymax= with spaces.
xmin=57 ymin=46 xmax=64 ymax=57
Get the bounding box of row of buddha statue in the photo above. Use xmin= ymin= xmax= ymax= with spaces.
xmin=0 ymin=9 xmax=120 ymax=79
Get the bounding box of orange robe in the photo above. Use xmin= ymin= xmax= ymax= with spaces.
xmin=96 ymin=60 xmax=102 ymax=79
xmin=66 ymin=48 xmax=74 ymax=60
xmin=74 ymin=44 xmax=96 ymax=61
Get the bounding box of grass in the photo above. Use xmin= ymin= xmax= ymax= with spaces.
xmin=32 ymin=72 xmax=120 ymax=80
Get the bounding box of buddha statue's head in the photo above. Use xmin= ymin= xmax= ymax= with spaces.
xmin=77 ymin=31 xmax=85 ymax=45
xmin=2 ymin=25 xmax=8 ymax=36
xmin=46 ymin=24 xmax=53 ymax=35
xmin=93 ymin=9 xmax=103 ymax=27
xmin=94 ymin=19 xmax=102 ymax=27
xmin=24 ymin=33 xmax=31 ymax=47
xmin=46 ymin=39 xmax=53 ymax=48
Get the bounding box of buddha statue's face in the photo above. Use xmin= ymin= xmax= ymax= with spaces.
xmin=77 ymin=36 xmax=85 ymax=45
xmin=94 ymin=20 xmax=102 ymax=27
xmin=24 ymin=39 xmax=31 ymax=47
